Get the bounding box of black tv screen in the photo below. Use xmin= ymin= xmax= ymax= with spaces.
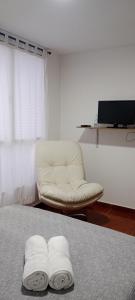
xmin=98 ymin=100 xmax=135 ymax=127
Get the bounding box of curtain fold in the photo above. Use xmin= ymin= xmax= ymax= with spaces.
xmin=0 ymin=44 xmax=47 ymax=206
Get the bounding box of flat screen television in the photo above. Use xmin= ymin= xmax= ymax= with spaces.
xmin=98 ymin=100 xmax=135 ymax=127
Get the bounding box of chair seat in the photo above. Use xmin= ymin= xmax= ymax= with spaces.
xmin=39 ymin=180 xmax=103 ymax=203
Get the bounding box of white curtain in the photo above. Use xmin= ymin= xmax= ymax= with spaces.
xmin=0 ymin=44 xmax=47 ymax=206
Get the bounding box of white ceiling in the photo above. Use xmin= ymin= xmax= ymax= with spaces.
xmin=0 ymin=0 xmax=135 ymax=54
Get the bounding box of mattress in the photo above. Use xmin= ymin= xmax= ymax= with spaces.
xmin=0 ymin=204 xmax=134 ymax=300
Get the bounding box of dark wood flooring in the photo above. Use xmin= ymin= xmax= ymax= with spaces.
xmin=36 ymin=202 xmax=135 ymax=237
xmin=87 ymin=202 xmax=135 ymax=236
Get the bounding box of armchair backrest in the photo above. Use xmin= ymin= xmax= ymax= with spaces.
xmin=36 ymin=140 xmax=85 ymax=185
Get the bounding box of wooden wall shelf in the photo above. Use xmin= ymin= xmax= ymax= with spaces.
xmin=77 ymin=126 xmax=135 ymax=145
xmin=77 ymin=126 xmax=135 ymax=130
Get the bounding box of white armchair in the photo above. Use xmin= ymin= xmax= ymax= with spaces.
xmin=36 ymin=140 xmax=103 ymax=211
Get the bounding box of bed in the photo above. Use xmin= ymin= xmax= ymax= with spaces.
xmin=0 ymin=205 xmax=135 ymax=300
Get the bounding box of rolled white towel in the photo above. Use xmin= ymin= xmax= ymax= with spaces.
xmin=23 ymin=235 xmax=49 ymax=291
xmin=48 ymin=236 xmax=74 ymax=290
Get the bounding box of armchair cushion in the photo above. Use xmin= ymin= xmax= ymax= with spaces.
xmin=39 ymin=181 xmax=103 ymax=203
xmin=36 ymin=140 xmax=103 ymax=208
xmin=36 ymin=141 xmax=85 ymax=185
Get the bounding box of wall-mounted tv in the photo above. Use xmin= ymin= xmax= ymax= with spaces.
xmin=98 ymin=100 xmax=135 ymax=128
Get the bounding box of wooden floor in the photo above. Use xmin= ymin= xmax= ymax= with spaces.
xmin=87 ymin=202 xmax=135 ymax=236
xmin=36 ymin=202 xmax=135 ymax=237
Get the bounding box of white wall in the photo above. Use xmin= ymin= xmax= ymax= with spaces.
xmin=46 ymin=53 xmax=60 ymax=139
xmin=60 ymin=46 xmax=135 ymax=209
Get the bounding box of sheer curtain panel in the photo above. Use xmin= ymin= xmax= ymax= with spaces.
xmin=0 ymin=44 xmax=47 ymax=206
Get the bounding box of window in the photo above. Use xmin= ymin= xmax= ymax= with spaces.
xmin=0 ymin=44 xmax=47 ymax=206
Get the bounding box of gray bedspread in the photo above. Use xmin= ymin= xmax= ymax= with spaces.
xmin=0 ymin=205 xmax=134 ymax=300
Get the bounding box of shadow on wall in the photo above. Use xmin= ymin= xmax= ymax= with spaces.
xmin=78 ymin=128 xmax=135 ymax=148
